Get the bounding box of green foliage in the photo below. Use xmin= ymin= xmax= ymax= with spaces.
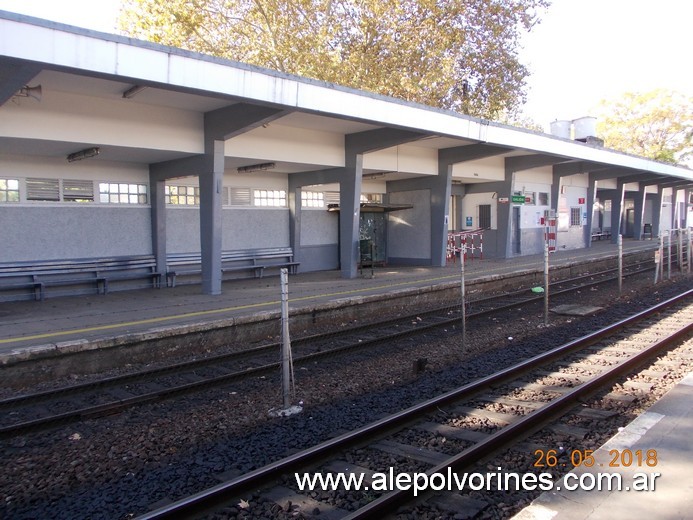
xmin=596 ymin=90 xmax=693 ymax=165
xmin=118 ymin=0 xmax=549 ymax=120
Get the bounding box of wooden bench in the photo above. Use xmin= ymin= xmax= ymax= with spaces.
xmin=166 ymin=247 xmax=299 ymax=287
xmin=0 ymin=256 xmax=161 ymax=301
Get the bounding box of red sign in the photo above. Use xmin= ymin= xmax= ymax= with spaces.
xmin=578 ymin=197 xmax=586 ymax=204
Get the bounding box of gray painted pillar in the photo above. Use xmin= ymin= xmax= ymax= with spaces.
xmin=584 ymin=176 xmax=597 ymax=247
xmin=497 ymin=170 xmax=515 ymax=258
xmin=685 ymin=188 xmax=692 ymax=228
xmin=149 ymin=174 xmax=167 ymax=276
xmin=611 ymin=180 xmax=626 ymax=244
xmin=432 ymin=161 xmax=453 ymax=266
xmin=652 ymin=189 xmax=663 ymax=237
xmin=550 ymin=171 xmax=561 ymax=223
xmin=340 ymin=154 xmax=363 ymax=278
xmin=633 ymin=186 xmax=647 ymax=240
xmin=288 ymin=185 xmax=302 ymax=266
xmin=199 ymin=140 xmax=224 ymax=295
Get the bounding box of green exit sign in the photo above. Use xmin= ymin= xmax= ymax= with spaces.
xmin=511 ymin=195 xmax=526 ymax=203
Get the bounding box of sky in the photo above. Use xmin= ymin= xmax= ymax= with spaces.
xmin=1 ymin=0 xmax=691 ymax=130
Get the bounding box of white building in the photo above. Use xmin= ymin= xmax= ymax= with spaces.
xmin=1 ymin=11 xmax=691 ymax=298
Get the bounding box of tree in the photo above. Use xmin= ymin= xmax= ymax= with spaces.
xmin=118 ymin=0 xmax=549 ymax=120
xmin=595 ymin=89 xmax=693 ymax=165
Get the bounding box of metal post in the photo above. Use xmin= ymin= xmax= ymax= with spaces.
xmin=678 ymin=228 xmax=683 ymax=272
xmin=280 ymin=268 xmax=293 ymax=408
xmin=654 ymin=234 xmax=663 ymax=284
xmin=460 ymin=248 xmax=466 ymax=349
xmin=617 ymin=234 xmax=623 ymax=295
xmin=544 ymin=241 xmax=549 ymax=326
xmin=686 ymin=228 xmax=693 ymax=274
xmin=667 ymin=231 xmax=672 ymax=280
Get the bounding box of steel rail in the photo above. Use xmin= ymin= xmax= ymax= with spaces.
xmin=134 ymin=288 xmax=691 ymax=520
xmin=0 ymin=266 xmax=655 ymax=438
xmin=0 ymin=263 xmax=646 ymax=408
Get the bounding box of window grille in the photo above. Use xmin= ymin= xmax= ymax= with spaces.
xmin=166 ymin=185 xmax=200 ymax=205
xmin=0 ymin=179 xmax=19 ymax=202
xmin=26 ymin=178 xmax=60 ymax=201
xmin=63 ymin=179 xmax=94 ymax=202
xmin=570 ymin=207 xmax=581 ymax=227
xmin=478 ymin=204 xmax=491 ymax=229
xmin=99 ymin=182 xmax=148 ymax=204
xmin=301 ymin=190 xmax=325 ymax=208
xmin=228 ymin=188 xmax=252 ymax=206
xmin=253 ymin=189 xmax=286 ymax=207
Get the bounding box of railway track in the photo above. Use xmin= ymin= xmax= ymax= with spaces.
xmin=0 ymin=263 xmax=660 ymax=438
xmin=135 ymin=288 xmax=692 ymax=520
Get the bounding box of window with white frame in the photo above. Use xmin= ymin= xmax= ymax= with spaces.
xmin=166 ymin=185 xmax=199 ymax=205
xmin=253 ymin=189 xmax=286 ymax=207
xmin=99 ymin=182 xmax=148 ymax=204
xmin=570 ymin=207 xmax=581 ymax=227
xmin=301 ymin=190 xmax=324 ymax=208
xmin=0 ymin=178 xmax=19 ymax=202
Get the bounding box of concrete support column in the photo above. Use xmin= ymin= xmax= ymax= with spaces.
xmin=611 ymin=180 xmax=626 ymax=244
xmin=199 ymin=140 xmax=224 ymax=295
xmin=584 ymin=176 xmax=597 ymax=247
xmin=633 ymin=186 xmax=647 ymax=240
xmin=339 ymin=154 xmax=363 ymax=278
xmin=149 ymin=173 xmax=167 ymax=276
xmin=288 ymin=185 xmax=302 ymax=266
xmin=431 ymin=161 xmax=453 ymax=266
xmin=652 ymin=190 xmax=664 ymax=237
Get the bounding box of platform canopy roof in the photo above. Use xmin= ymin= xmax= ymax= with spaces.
xmin=1 ymin=10 xmax=692 ymax=185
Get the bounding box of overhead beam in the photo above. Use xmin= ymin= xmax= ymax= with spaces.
xmin=345 ymin=128 xmax=428 ymax=154
xmin=553 ymin=160 xmax=612 ymax=177
xmin=506 ymin=154 xmax=570 ymax=172
xmin=204 ymin=103 xmax=290 ymax=141
xmin=0 ymin=58 xmax=41 ymax=105
xmin=439 ymin=143 xmax=510 ymax=164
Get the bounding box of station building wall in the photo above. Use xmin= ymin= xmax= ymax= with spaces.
xmin=0 ymin=154 xmax=152 ymax=262
xmin=512 ymin=169 xmax=555 ymax=256
xmin=387 ymin=189 xmax=432 ymax=264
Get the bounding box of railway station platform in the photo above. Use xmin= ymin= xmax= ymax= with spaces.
xmin=0 ymin=240 xmax=662 ymax=373
xmin=513 ymin=371 xmax=693 ymax=520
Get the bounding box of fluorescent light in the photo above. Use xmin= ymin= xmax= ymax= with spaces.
xmin=67 ymin=147 xmax=100 ymax=162
xmin=237 ymin=162 xmax=276 ymax=173
xmin=122 ymin=85 xmax=147 ymax=99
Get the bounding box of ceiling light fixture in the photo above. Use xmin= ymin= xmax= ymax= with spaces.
xmin=67 ymin=147 xmax=100 ymax=163
xmin=122 ymin=85 xmax=148 ymax=99
xmin=237 ymin=162 xmax=276 ymax=173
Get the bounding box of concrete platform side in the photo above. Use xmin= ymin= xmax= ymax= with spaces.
xmin=513 ymin=372 xmax=693 ymax=520
xmin=0 ymin=246 xmax=658 ymax=386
